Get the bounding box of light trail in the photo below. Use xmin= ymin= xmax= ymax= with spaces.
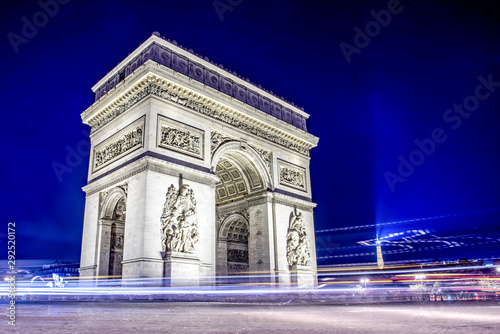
xmin=0 ymin=265 xmax=498 ymax=303
xmin=318 ymin=231 xmax=500 ymax=260
xmin=315 ymin=208 xmax=500 ymax=233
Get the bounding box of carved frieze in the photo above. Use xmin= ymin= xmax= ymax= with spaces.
xmin=157 ymin=115 xmax=204 ymax=159
xmin=227 ymin=249 xmax=249 ymax=263
xmin=90 ymin=82 xmax=310 ymax=156
xmin=278 ymin=160 xmax=307 ymax=192
xmin=286 ymin=211 xmax=311 ymax=267
xmin=160 ymin=184 xmax=199 ymax=253
xmin=92 ymin=117 xmax=145 ymax=172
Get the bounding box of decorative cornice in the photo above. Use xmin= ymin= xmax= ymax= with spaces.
xmin=121 ymin=257 xmax=164 ymax=264
xmin=272 ymin=192 xmax=317 ymax=212
xmin=215 ymin=188 xmax=315 ymax=211
xmin=83 ymin=154 xmax=218 ymax=197
xmin=85 ymin=73 xmax=315 ymax=156
xmin=91 ymin=37 xmax=309 ymax=132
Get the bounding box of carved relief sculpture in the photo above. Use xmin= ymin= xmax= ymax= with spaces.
xmin=157 ymin=115 xmax=204 ymax=159
xmin=280 ymin=168 xmax=304 ymax=188
xmin=227 ymin=249 xmax=249 ymax=263
xmin=278 ymin=160 xmax=307 ymax=191
xmin=286 ymin=211 xmax=311 ymax=267
xmin=93 ymin=118 xmax=145 ymax=172
xmin=160 ymin=127 xmax=200 ymax=155
xmin=160 ymin=184 xmax=199 ymax=253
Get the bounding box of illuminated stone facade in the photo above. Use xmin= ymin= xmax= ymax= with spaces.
xmin=79 ymin=33 xmax=319 ymax=287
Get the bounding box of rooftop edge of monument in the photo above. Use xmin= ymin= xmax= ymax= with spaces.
xmin=91 ymin=33 xmax=310 ymax=129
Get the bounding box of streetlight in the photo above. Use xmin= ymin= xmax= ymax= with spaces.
xmin=360 ymin=278 xmax=370 ymax=288
xmin=415 ymin=274 xmax=426 ymax=284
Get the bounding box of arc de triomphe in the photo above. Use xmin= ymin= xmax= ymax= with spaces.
xmin=79 ymin=33 xmax=319 ymax=287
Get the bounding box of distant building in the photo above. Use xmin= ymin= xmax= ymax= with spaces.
xmin=31 ymin=261 xmax=79 ymax=279
xmin=0 ymin=260 xmax=80 ymax=281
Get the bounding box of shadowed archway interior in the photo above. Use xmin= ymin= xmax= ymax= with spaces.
xmin=215 ymin=151 xmax=265 ymax=205
xmin=98 ymin=189 xmax=127 ymax=278
xmin=214 ymin=150 xmax=267 ymax=279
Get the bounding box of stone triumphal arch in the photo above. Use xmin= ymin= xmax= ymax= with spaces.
xmin=79 ymin=33 xmax=319 ymax=286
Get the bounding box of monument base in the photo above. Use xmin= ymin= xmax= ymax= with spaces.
xmin=290 ymin=265 xmax=316 ymax=288
xmin=162 ymin=251 xmax=201 ymax=286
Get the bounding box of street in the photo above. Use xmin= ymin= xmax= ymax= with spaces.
xmin=3 ymin=301 xmax=500 ymax=333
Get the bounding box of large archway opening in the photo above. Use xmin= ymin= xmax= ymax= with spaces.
xmin=218 ymin=213 xmax=249 ymax=280
xmin=98 ymin=187 xmax=127 ymax=278
xmin=108 ymin=197 xmax=125 ymax=276
xmin=213 ymin=146 xmax=271 ymax=282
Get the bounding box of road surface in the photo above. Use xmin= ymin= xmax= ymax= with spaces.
xmin=3 ymin=301 xmax=500 ymax=333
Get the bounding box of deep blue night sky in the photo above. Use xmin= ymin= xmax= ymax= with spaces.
xmin=1 ymin=0 xmax=499 ymax=265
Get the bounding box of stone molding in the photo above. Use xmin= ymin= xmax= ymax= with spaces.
xmin=83 ymin=71 xmax=315 ymax=157
xmin=249 ymin=144 xmax=272 ymax=167
xmin=216 ymin=208 xmax=249 ymax=230
xmin=91 ymin=38 xmax=309 ymax=132
xmin=121 ymin=257 xmax=164 ymax=265
xmin=216 ymin=201 xmax=249 ymax=216
xmin=79 ymin=264 xmax=97 ymax=270
xmin=289 ymin=264 xmax=315 ymax=273
xmin=272 ymin=192 xmax=316 ymax=212
xmin=210 ymin=131 xmax=235 ymax=154
xmin=215 ymin=189 xmax=315 ymax=212
xmin=83 ymin=155 xmax=218 ymax=197
xmin=99 ymin=182 xmax=128 ymax=213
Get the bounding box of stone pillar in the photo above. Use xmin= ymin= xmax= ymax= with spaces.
xmin=248 ymin=195 xmax=274 ymax=284
xmin=163 ymin=251 xmax=201 ymax=286
xmin=290 ymin=264 xmax=316 ymax=288
xmin=109 ymin=222 xmax=124 ymax=275
xmin=97 ymin=220 xmax=113 ymax=277
xmin=79 ymin=191 xmax=100 ymax=279
xmin=216 ymin=240 xmax=228 ymax=277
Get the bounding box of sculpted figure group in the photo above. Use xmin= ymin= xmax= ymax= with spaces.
xmin=160 ymin=184 xmax=199 ymax=253
xmin=286 ymin=211 xmax=311 ymax=267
